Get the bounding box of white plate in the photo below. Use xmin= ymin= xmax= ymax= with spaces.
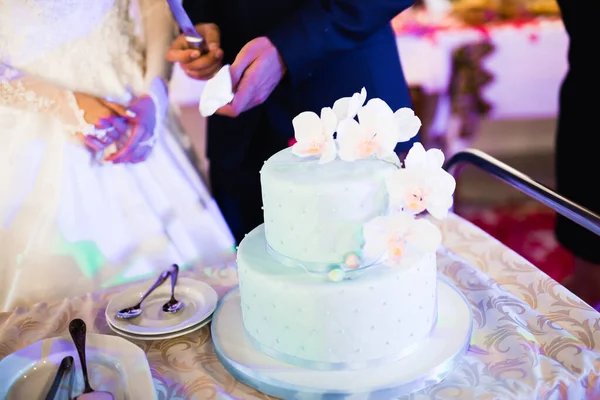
xmin=105 ymin=278 xmax=218 ymax=335
xmin=108 ymin=317 xmax=212 ymax=341
xmin=211 ymin=277 xmax=472 ymax=399
xmin=0 ymin=333 xmax=156 ymax=400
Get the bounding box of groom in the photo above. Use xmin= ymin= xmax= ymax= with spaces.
xmin=168 ymin=0 xmax=417 ymax=243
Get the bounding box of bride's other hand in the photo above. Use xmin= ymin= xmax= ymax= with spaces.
xmin=74 ymin=92 xmax=131 ymax=153
xmin=74 ymin=92 xmax=128 ymax=125
xmin=77 ymin=117 xmax=128 ymax=153
xmin=105 ymin=95 xmax=157 ymax=164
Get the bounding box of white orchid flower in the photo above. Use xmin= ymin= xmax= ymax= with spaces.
xmin=332 ymin=87 xmax=367 ymax=122
xmin=291 ymin=107 xmax=338 ymax=164
xmin=362 ymin=212 xmax=442 ymax=267
xmin=337 ymin=98 xmax=421 ymax=162
xmin=386 ymin=143 xmax=456 ymax=219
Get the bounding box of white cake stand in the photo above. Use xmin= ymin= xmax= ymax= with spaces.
xmin=211 ymin=276 xmax=472 ymax=399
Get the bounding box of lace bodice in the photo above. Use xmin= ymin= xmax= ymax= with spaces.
xmin=0 ymin=0 xmax=145 ymax=98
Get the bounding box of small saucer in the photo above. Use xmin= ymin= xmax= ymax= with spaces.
xmin=107 ymin=317 xmax=212 ymax=341
xmin=105 ymin=278 xmax=217 ymax=336
xmin=0 ymin=334 xmax=156 ymax=399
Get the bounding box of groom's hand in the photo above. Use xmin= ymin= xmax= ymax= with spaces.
xmin=216 ymin=37 xmax=286 ymax=118
xmin=166 ymin=23 xmax=223 ymax=81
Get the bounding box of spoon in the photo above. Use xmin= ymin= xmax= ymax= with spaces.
xmin=44 ymin=356 xmax=73 ymax=400
xmin=116 ymin=270 xmax=170 ymax=319
xmin=68 ymin=319 xmax=114 ymax=400
xmin=162 ymin=264 xmax=184 ymax=314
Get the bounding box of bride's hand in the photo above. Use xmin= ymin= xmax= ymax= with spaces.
xmin=105 ymin=94 xmax=157 ymax=164
xmin=74 ymin=92 xmax=129 ymax=125
xmin=74 ymin=92 xmax=130 ymax=152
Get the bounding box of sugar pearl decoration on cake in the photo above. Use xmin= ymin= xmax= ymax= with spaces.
xmin=328 ymin=268 xmax=345 ymax=282
xmin=327 ymin=253 xmax=362 ymax=282
xmin=345 ymin=253 xmax=360 ymax=269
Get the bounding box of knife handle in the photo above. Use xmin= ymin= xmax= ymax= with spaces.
xmin=185 ymin=36 xmax=209 ymax=55
xmin=44 ymin=356 xmax=74 ymax=400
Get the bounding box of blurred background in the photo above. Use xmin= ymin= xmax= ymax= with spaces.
xmin=169 ymin=0 xmax=569 ymax=282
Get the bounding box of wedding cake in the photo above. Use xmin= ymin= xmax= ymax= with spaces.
xmin=235 ymin=88 xmax=457 ymax=370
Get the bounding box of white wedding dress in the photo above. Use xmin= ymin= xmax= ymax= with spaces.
xmin=0 ymin=0 xmax=235 ymax=311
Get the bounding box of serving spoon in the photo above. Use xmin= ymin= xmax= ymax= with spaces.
xmin=162 ymin=264 xmax=184 ymax=314
xmin=115 ymin=270 xmax=170 ymax=319
xmin=68 ymin=319 xmax=113 ymax=400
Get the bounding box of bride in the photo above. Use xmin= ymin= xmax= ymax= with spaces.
xmin=0 ymin=0 xmax=235 ymax=311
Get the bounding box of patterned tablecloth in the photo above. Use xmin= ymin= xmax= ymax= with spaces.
xmin=1 ymin=213 xmax=599 ymax=399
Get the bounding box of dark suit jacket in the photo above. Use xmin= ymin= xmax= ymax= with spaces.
xmin=184 ymin=0 xmax=416 ymax=170
xmin=554 ymin=0 xmax=600 ymax=262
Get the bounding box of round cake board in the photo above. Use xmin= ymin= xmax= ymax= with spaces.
xmin=211 ymin=276 xmax=473 ymax=399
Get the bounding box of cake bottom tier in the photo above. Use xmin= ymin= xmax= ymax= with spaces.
xmin=237 ymin=225 xmax=438 ymax=370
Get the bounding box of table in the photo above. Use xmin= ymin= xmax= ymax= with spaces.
xmin=1 ymin=214 xmax=599 ymax=399
xmin=393 ymin=13 xmax=568 ymax=152
xmin=396 ymin=18 xmax=568 ymax=119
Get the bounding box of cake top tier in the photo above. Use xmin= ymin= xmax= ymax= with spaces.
xmin=261 ymin=147 xmax=397 ymax=270
xmin=261 ymin=146 xmax=398 ymax=185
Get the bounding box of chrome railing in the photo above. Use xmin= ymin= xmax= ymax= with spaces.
xmin=444 ymin=149 xmax=600 ymax=237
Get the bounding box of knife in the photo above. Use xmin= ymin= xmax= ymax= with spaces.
xmin=165 ymin=0 xmax=210 ymax=54
xmin=44 ymin=356 xmax=74 ymax=400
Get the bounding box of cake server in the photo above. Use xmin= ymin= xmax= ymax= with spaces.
xmin=165 ymin=0 xmax=210 ymax=54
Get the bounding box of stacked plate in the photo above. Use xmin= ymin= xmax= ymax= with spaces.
xmin=0 ymin=334 xmax=157 ymax=399
xmin=105 ymin=277 xmax=218 ymax=341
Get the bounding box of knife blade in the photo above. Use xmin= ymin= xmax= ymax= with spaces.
xmin=165 ymin=0 xmax=210 ymax=54
xmin=44 ymin=356 xmax=74 ymax=400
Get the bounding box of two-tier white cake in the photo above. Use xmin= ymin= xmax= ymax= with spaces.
xmin=236 ymin=88 xmax=455 ymax=369
xmin=212 ymin=88 xmax=471 ymax=398
xmin=238 ymin=151 xmax=439 ymax=369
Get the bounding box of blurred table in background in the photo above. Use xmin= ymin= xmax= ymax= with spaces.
xmin=393 ymin=9 xmax=568 ymax=153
